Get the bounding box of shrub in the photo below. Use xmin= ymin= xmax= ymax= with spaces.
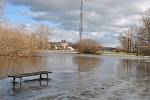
xmin=139 ymin=46 xmax=150 ymax=56
xmin=75 ymin=39 xmax=102 ymax=54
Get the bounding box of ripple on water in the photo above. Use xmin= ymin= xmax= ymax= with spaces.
xmin=0 ymin=55 xmax=150 ymax=100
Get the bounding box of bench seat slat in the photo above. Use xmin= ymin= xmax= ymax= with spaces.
xmin=8 ymin=71 xmax=52 ymax=78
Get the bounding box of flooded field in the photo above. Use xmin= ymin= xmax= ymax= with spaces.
xmin=0 ymin=54 xmax=150 ymax=100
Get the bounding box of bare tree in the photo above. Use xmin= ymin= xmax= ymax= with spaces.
xmin=0 ymin=7 xmax=52 ymax=57
xmin=35 ymin=24 xmax=52 ymax=50
xmin=119 ymin=28 xmax=135 ymax=52
xmin=141 ymin=10 xmax=150 ymax=45
xmin=0 ymin=24 xmax=42 ymax=57
xmin=119 ymin=9 xmax=150 ymax=55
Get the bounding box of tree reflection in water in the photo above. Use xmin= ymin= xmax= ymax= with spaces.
xmin=120 ymin=59 xmax=150 ymax=79
xmin=73 ymin=55 xmax=100 ymax=71
xmin=0 ymin=57 xmax=47 ymax=79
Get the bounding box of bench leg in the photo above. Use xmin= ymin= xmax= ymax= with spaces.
xmin=46 ymin=74 xmax=49 ymax=85
xmin=46 ymin=74 xmax=49 ymax=80
xmin=13 ymin=77 xmax=15 ymax=83
xmin=12 ymin=81 xmax=16 ymax=92
xmin=40 ymin=74 xmax=42 ymax=80
xmin=20 ymin=77 xmax=22 ymax=84
xmin=40 ymin=74 xmax=42 ymax=85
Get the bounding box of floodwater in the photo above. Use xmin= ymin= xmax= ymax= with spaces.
xmin=0 ymin=54 xmax=150 ymax=100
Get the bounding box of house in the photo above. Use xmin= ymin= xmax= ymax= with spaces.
xmin=50 ymin=40 xmax=74 ymax=50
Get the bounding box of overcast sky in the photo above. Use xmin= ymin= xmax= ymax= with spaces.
xmin=5 ymin=0 xmax=150 ymax=47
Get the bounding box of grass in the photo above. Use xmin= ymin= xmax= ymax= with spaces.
xmin=102 ymin=51 xmax=137 ymax=56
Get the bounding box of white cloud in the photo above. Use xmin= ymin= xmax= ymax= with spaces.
xmin=7 ymin=0 xmax=150 ymax=47
xmin=115 ymin=18 xmax=131 ymax=26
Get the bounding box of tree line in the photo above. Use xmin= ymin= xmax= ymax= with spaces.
xmin=119 ymin=9 xmax=150 ymax=56
xmin=0 ymin=24 xmax=51 ymax=57
xmin=0 ymin=0 xmax=52 ymax=57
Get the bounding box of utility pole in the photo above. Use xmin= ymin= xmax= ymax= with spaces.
xmin=79 ymin=0 xmax=86 ymax=41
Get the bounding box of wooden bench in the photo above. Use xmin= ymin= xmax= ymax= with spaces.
xmin=8 ymin=71 xmax=52 ymax=83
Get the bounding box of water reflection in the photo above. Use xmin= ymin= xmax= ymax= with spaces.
xmin=0 ymin=57 xmax=47 ymax=79
xmin=120 ymin=59 xmax=150 ymax=79
xmin=12 ymin=79 xmax=49 ymax=94
xmin=73 ymin=55 xmax=100 ymax=71
xmin=0 ymin=55 xmax=150 ymax=100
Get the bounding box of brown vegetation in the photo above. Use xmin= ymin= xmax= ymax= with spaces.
xmin=0 ymin=24 xmax=51 ymax=57
xmin=0 ymin=1 xmax=51 ymax=57
xmin=75 ymin=39 xmax=102 ymax=54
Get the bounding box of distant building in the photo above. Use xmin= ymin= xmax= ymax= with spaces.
xmin=103 ymin=47 xmax=117 ymax=52
xmin=50 ymin=40 xmax=74 ymax=50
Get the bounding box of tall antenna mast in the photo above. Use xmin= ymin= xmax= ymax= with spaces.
xmin=79 ymin=0 xmax=86 ymax=41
